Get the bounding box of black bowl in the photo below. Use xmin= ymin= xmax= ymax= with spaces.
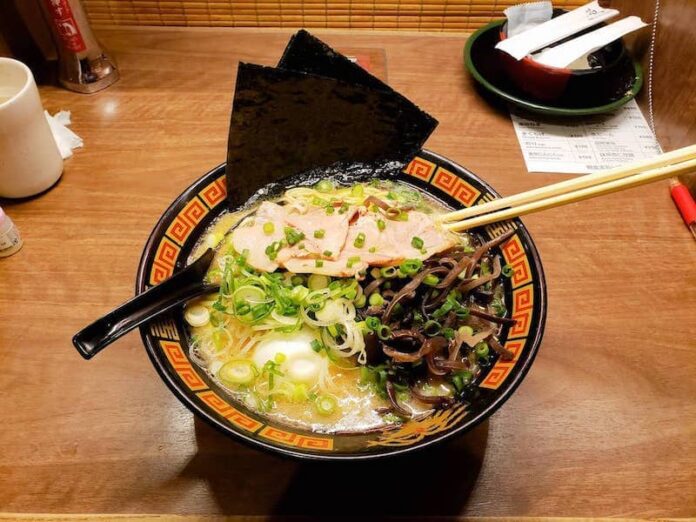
xmin=136 ymin=150 xmax=547 ymax=460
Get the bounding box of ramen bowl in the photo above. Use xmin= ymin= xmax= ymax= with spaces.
xmin=137 ymin=150 xmax=547 ymax=460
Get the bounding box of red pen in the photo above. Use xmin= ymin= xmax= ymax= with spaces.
xmin=669 ymin=178 xmax=696 ymax=241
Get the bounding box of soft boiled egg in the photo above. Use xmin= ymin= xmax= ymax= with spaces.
xmin=251 ymin=329 xmax=324 ymax=386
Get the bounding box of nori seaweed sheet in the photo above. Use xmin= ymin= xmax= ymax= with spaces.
xmin=225 ymin=61 xmax=438 ymax=208
xmin=278 ymin=29 xmax=387 ymax=90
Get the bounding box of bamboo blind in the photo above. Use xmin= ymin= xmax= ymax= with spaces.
xmin=83 ymin=0 xmax=586 ymax=32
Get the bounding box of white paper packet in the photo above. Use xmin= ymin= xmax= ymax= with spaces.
xmin=534 ymin=16 xmax=647 ymax=68
xmin=495 ymin=1 xmax=619 ymax=60
xmin=504 ymin=1 xmax=553 ymax=38
xmin=44 ymin=110 xmax=84 ymax=159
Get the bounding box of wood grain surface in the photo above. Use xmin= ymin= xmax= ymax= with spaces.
xmin=0 ymin=27 xmax=694 ymax=518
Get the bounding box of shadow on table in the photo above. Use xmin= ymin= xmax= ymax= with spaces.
xmin=181 ymin=417 xmax=488 ymax=517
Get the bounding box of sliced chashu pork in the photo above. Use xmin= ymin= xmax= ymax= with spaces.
xmin=277 ymin=205 xmax=358 ymax=263
xmin=230 ymin=201 xmax=287 ymax=272
xmin=338 ymin=210 xmax=457 ymax=267
xmin=231 ymin=201 xmax=358 ymax=272
xmin=286 ymin=210 xmax=456 ymax=276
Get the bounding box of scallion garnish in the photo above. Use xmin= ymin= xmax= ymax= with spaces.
xmin=353 ymin=232 xmax=366 ymax=248
xmin=346 ymin=256 xmax=361 ymax=268
xmin=399 ymin=258 xmax=423 ymax=275
xmin=262 ymin=222 xmax=275 ymax=235
xmin=314 ymin=229 xmax=325 ymax=239
xmin=502 ymin=263 xmax=514 ymax=278
xmin=284 ymin=227 xmax=305 ymax=246
xmin=411 ymin=236 xmax=424 ymax=249
xmin=377 ymin=219 xmax=386 ymax=231
xmin=315 ymin=259 xmax=324 ymax=268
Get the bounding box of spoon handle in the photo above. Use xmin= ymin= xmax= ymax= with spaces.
xmin=73 ymin=249 xmax=219 ymax=360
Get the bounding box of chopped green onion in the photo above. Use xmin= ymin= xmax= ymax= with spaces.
xmin=355 ymin=294 xmax=367 ymax=308
xmin=290 ymin=285 xmax=309 ymax=302
xmin=432 ymin=301 xmax=454 ymax=319
xmin=262 ymin=222 xmax=275 ymax=235
xmin=376 ymin=324 xmax=392 ymax=341
xmin=423 ymin=320 xmax=441 ymax=336
xmin=312 ymin=196 xmax=328 ymax=206
xmin=458 ymin=325 xmax=474 ymax=337
xmin=274 ymin=352 xmax=287 ymax=364
xmin=451 ymin=371 xmax=472 ymax=392
xmin=377 ymin=219 xmax=386 ymax=231
xmin=502 ymin=264 xmax=514 ymax=278
xmin=411 ymin=236 xmax=424 ymax=249
xmin=442 ymin=327 xmax=455 ymax=340
xmin=380 ymin=266 xmax=398 ymax=279
xmin=323 ymin=250 xmax=333 ymax=257
xmin=315 ymin=259 xmax=324 ymax=268
xmin=365 ymin=316 xmax=381 ymax=331
xmin=327 ymin=323 xmax=342 ymax=338
xmin=368 ymin=293 xmax=384 ymax=306
xmin=353 ymin=232 xmax=366 ymax=248
xmin=399 ymin=258 xmax=423 ymax=275
xmin=351 ymin=184 xmax=364 ymax=197
xmin=218 ymin=360 xmax=256 ymax=386
xmin=475 ymin=341 xmax=490 ymax=358
xmin=338 ymin=203 xmax=349 ymax=214
xmin=316 ymin=179 xmax=334 ymax=193
xmin=234 ymin=302 xmax=250 ymax=316
xmin=291 ymin=275 xmax=305 ymax=286
xmin=311 ymin=339 xmax=324 ymax=353
xmin=368 ymin=246 xmax=377 ymax=253
xmin=314 ymin=229 xmax=326 ymax=239
xmin=284 ymin=227 xmax=305 ymax=246
xmin=455 ymin=306 xmax=470 ymax=319
xmin=423 ymin=274 xmax=440 ymax=286
xmin=325 ymin=206 xmax=335 ymax=215
xmin=346 ymin=256 xmax=361 ymax=268
xmin=308 ymin=274 xmax=330 ymax=290
xmin=315 ymin=394 xmax=338 ymax=416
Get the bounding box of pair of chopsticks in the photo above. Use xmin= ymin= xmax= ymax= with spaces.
xmin=439 ymin=144 xmax=696 ymax=231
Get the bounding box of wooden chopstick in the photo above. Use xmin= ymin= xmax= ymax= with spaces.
xmin=439 ymin=144 xmax=696 ymax=224
xmin=444 ymin=157 xmax=696 ymax=232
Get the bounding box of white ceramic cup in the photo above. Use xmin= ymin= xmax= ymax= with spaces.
xmin=0 ymin=57 xmax=63 ymax=198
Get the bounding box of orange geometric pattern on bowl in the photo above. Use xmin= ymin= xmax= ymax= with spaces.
xmin=200 ymin=175 xmax=227 ymax=208
xmin=165 ymin=197 xmax=209 ymax=246
xmin=197 ymin=390 xmax=263 ymax=433
xmin=150 ymin=236 xmax=181 ymax=285
xmin=479 ymin=338 xmax=526 ymax=389
xmin=431 ymin=167 xmax=481 ymax=207
xmin=509 ymin=284 xmax=534 ymax=339
xmin=258 ymin=426 xmax=334 ymax=451
xmin=160 ymin=340 xmax=207 ymax=391
xmin=403 ymin=156 xmax=437 ymax=181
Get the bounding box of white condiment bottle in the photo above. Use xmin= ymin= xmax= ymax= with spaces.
xmin=0 ymin=206 xmax=23 ymax=258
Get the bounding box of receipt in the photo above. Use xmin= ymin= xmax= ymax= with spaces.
xmin=511 ymin=100 xmax=662 ymax=174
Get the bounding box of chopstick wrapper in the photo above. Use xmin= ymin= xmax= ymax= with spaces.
xmin=496 ymin=0 xmax=619 ymax=60
xmin=534 ymin=16 xmax=647 ymax=68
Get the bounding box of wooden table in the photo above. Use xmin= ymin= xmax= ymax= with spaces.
xmin=0 ymin=27 xmax=694 ymax=519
